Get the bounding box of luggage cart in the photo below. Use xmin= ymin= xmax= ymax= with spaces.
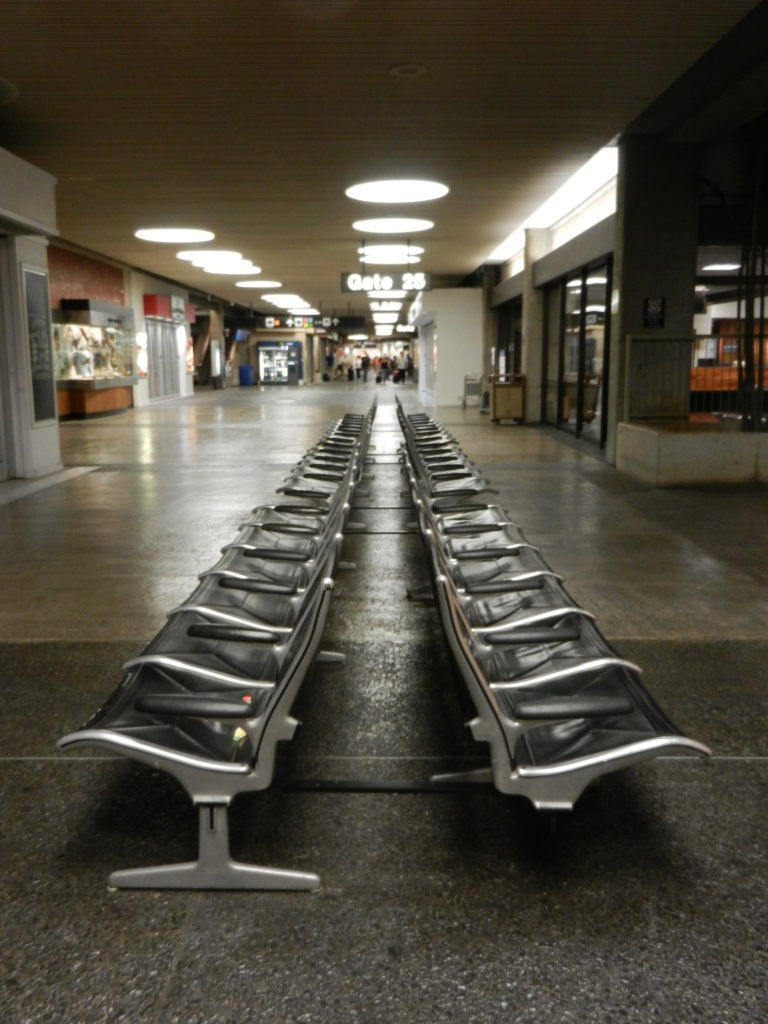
xmin=461 ymin=374 xmax=483 ymax=409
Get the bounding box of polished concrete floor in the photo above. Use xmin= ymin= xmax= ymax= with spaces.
xmin=1 ymin=380 xmax=766 ymax=1023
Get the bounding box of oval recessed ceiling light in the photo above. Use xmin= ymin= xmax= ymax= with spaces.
xmin=370 ymin=301 xmax=403 ymax=311
xmin=358 ymin=244 xmax=423 ymax=265
xmin=346 ymin=179 xmax=449 ymax=204
xmin=261 ymin=294 xmax=307 ymax=308
xmin=353 ymin=217 xmax=434 ymax=234
xmin=203 ymin=261 xmax=262 ymax=275
xmin=176 ymin=250 xmax=261 ymax=275
xmin=235 ymin=280 xmax=282 ymax=289
xmin=136 ymin=228 xmax=214 ymax=243
xmin=177 ymin=249 xmax=240 ymax=263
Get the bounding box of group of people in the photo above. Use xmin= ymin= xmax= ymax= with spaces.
xmin=324 ymin=349 xmax=413 ymax=384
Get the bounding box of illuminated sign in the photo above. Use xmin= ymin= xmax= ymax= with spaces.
xmin=341 ymin=271 xmax=432 ymax=294
xmin=252 ymin=315 xmax=366 ymax=331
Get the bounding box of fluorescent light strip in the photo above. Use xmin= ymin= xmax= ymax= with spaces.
xmin=487 ymin=147 xmax=618 ymax=262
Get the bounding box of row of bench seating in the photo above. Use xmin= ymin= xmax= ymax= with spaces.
xmin=396 ymin=399 xmax=710 ymax=811
xmin=58 ymin=406 xmax=376 ymax=890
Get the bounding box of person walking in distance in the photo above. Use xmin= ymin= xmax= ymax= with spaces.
xmin=396 ymin=350 xmax=408 ymax=383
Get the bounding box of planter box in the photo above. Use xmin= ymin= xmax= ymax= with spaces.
xmin=616 ymin=422 xmax=768 ymax=486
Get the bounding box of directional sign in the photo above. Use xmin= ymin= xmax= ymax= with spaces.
xmin=251 ymin=315 xmax=366 ymax=331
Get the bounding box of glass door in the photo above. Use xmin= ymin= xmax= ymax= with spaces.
xmin=553 ymin=261 xmax=611 ymax=446
xmin=561 ymin=274 xmax=583 ymax=428
xmin=497 ymin=299 xmax=522 ymax=375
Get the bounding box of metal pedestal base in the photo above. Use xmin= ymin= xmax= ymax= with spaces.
xmin=108 ymin=804 xmax=321 ymax=892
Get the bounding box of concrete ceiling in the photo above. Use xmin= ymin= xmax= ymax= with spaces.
xmin=0 ymin=0 xmax=763 ymax=327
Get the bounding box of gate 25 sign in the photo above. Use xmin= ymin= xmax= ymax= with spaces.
xmin=341 ymin=271 xmax=431 ymax=293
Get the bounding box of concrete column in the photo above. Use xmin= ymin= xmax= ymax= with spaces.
xmin=607 ymin=136 xmax=700 ymax=462
xmin=0 ymin=235 xmax=62 ymax=479
xmin=520 ymin=228 xmax=549 ymax=422
xmin=480 ymin=266 xmax=497 ymax=395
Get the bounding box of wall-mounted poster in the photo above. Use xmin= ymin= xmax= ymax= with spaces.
xmin=23 ymin=267 xmax=56 ymax=422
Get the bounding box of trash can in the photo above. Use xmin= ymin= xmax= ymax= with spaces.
xmin=490 ymin=373 xmax=526 ymax=422
xmin=238 ymin=364 xmax=254 ymax=387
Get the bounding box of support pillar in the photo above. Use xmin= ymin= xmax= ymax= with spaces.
xmin=521 ymin=228 xmax=549 ymax=422
xmin=607 ymin=136 xmax=701 ymax=463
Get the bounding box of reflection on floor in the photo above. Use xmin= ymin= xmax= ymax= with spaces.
xmin=1 ymin=382 xmax=765 ymax=1023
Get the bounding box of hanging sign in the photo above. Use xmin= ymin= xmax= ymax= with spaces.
xmin=341 ymin=271 xmax=432 ymax=294
xmin=253 ymin=315 xmax=366 ymax=331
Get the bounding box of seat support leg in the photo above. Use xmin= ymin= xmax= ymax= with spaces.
xmin=108 ymin=804 xmax=321 ymax=891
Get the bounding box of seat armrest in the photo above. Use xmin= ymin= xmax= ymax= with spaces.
xmin=511 ymin=696 xmax=634 ymax=720
xmin=218 ymin=578 xmax=298 ymax=595
xmin=483 ymin=627 xmax=581 ymax=644
xmin=134 ymin=693 xmax=257 ymax=718
xmin=186 ymin=623 xmax=283 ymax=643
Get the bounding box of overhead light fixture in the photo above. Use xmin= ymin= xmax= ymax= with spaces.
xmin=235 ymin=279 xmax=282 ymax=289
xmin=370 ymin=301 xmax=403 ymax=312
xmin=376 ymin=325 xmax=395 ymax=336
xmin=372 ymin=313 xmax=399 ymax=324
xmin=177 ymin=249 xmax=240 ymax=264
xmin=358 ymin=244 xmax=423 ymax=265
xmin=524 ymin=148 xmax=618 ymax=230
xmin=262 ymin=294 xmax=308 ymax=308
xmin=203 ymin=261 xmax=262 ymax=275
xmin=352 ymin=217 xmax=434 ymax=234
xmin=368 ymin=289 xmax=407 ymax=299
xmin=136 ymin=228 xmax=215 ymax=243
xmin=702 ymin=263 xmax=740 ymax=271
xmin=349 ymin=334 xmax=369 ymax=341
xmin=346 ymin=179 xmax=449 ymax=204
xmin=289 ymin=307 xmax=320 ymax=316
xmin=176 ymin=249 xmax=261 ymax=274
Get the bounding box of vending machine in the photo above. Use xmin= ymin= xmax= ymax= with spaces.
xmin=257 ymin=341 xmax=303 ymax=385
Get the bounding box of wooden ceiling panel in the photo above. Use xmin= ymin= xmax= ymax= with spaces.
xmin=0 ymin=0 xmax=761 ymax=321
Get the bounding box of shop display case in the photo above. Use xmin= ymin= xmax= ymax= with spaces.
xmin=54 ymin=300 xmax=138 ymax=416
